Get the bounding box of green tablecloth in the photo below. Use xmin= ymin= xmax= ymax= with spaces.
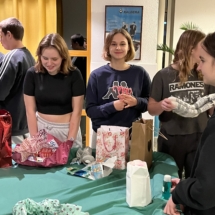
xmin=0 ymin=150 xmax=178 ymax=215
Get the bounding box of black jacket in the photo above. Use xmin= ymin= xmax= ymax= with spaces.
xmin=172 ymin=112 xmax=215 ymax=215
xmin=0 ymin=48 xmax=35 ymax=136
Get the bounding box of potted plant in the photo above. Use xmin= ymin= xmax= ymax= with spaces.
xmin=157 ymin=22 xmax=200 ymax=55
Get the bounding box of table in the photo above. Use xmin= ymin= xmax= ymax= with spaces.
xmin=0 ymin=150 xmax=178 ymax=215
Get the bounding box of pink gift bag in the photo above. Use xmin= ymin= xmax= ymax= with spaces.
xmin=96 ymin=126 xmax=129 ymax=170
xmin=12 ymin=129 xmax=73 ymax=167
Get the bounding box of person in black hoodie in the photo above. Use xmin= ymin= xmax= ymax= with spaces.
xmin=0 ymin=17 xmax=35 ymax=144
xmin=164 ymin=31 xmax=215 ymax=215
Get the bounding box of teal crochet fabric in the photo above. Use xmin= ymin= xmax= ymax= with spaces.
xmin=12 ymin=198 xmax=89 ymax=215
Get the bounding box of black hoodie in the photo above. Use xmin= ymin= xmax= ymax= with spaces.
xmin=0 ymin=48 xmax=35 ymax=136
xmin=172 ymin=112 xmax=215 ymax=215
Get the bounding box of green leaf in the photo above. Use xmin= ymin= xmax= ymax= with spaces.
xmin=180 ymin=22 xmax=200 ymax=30
xmin=157 ymin=44 xmax=175 ymax=55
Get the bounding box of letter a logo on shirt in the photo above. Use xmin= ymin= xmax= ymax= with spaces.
xmin=102 ymin=81 xmax=133 ymax=100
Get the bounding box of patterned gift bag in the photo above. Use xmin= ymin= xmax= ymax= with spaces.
xmin=0 ymin=110 xmax=12 ymax=168
xmin=12 ymin=129 xmax=73 ymax=167
xmin=96 ymin=126 xmax=129 ymax=170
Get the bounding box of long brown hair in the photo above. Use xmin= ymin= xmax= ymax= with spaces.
xmin=35 ymin=33 xmax=75 ymax=74
xmin=102 ymin=28 xmax=135 ymax=62
xmin=173 ymin=30 xmax=205 ymax=83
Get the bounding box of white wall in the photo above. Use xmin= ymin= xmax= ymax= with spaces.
xmin=90 ymin=0 xmax=159 ymax=144
xmin=173 ymin=0 xmax=215 ymax=49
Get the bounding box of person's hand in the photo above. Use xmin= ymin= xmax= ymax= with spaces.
xmin=113 ymin=100 xmax=126 ymax=111
xmin=171 ymin=178 xmax=180 ymax=192
xmin=118 ymin=94 xmax=137 ymax=108
xmin=160 ymin=98 xmax=175 ymax=112
xmin=179 ymin=204 xmax=185 ymax=213
xmin=164 ymin=196 xmax=180 ymax=215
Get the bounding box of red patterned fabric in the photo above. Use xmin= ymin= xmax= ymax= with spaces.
xmin=96 ymin=126 xmax=129 ymax=170
xmin=0 ymin=110 xmax=12 ymax=168
xmin=12 ymin=129 xmax=73 ymax=167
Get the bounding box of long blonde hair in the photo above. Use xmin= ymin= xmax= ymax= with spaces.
xmin=173 ymin=30 xmax=205 ymax=83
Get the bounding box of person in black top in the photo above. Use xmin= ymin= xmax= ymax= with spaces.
xmin=164 ymin=32 xmax=215 ymax=215
xmin=0 ymin=17 xmax=35 ymax=144
xmin=70 ymin=33 xmax=87 ymax=86
xmin=23 ymin=33 xmax=85 ymax=147
xmin=148 ymin=30 xmax=214 ymax=179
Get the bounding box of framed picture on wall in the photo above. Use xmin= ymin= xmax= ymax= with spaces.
xmin=105 ymin=5 xmax=143 ymax=60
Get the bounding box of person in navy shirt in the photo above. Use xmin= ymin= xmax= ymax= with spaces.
xmin=86 ymin=28 xmax=151 ymax=148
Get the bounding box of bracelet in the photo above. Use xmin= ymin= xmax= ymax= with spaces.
xmin=69 ymin=137 xmax=75 ymax=142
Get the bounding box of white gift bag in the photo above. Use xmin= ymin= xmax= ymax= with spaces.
xmin=126 ymin=160 xmax=152 ymax=207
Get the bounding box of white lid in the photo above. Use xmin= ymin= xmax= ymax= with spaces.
xmin=164 ymin=175 xmax=171 ymax=182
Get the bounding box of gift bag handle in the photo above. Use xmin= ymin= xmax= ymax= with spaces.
xmin=103 ymin=133 xmax=117 ymax=152
xmin=147 ymin=125 xmax=168 ymax=140
xmin=129 ymin=119 xmax=168 ymax=140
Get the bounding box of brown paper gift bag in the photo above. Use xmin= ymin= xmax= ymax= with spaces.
xmin=129 ymin=119 xmax=153 ymax=169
